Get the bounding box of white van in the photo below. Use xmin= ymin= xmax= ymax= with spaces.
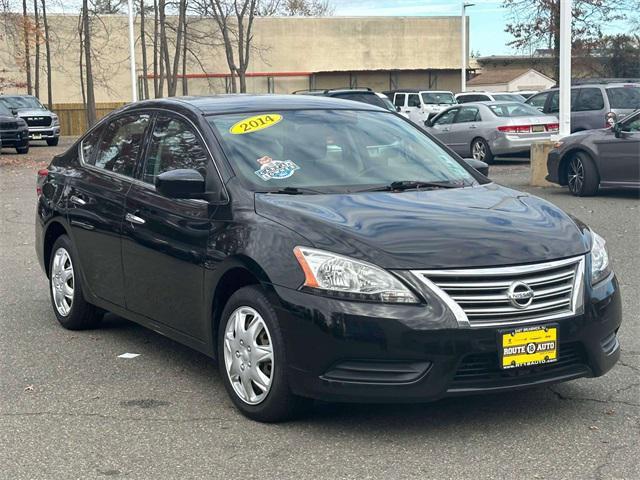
xmin=387 ymin=90 xmax=457 ymax=124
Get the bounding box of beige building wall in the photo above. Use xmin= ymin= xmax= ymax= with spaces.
xmin=0 ymin=15 xmax=466 ymax=103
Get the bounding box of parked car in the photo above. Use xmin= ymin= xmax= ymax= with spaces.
xmin=385 ymin=89 xmax=457 ymax=124
xmin=0 ymin=101 xmax=30 ymax=154
xmin=456 ymin=92 xmax=527 ymax=103
xmin=36 ymin=95 xmax=621 ymax=422
xmin=292 ymin=87 xmax=395 ymax=111
xmin=546 ymin=109 xmax=640 ymax=196
xmin=0 ymin=94 xmax=60 ymax=146
xmin=425 ymin=101 xmax=559 ymax=163
xmin=516 ymin=90 xmax=539 ymax=100
xmin=525 ymin=83 xmax=640 ymax=132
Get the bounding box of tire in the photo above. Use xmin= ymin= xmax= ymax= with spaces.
xmin=47 ymin=138 xmax=59 ymax=147
xmin=16 ymin=146 xmax=29 ymax=154
xmin=567 ymin=152 xmax=599 ymax=197
xmin=471 ymin=137 xmax=494 ymax=164
xmin=49 ymin=235 xmax=103 ymax=330
xmin=218 ymin=285 xmax=311 ymax=422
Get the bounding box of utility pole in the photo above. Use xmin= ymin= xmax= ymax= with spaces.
xmin=461 ymin=2 xmax=474 ymax=93
xmin=558 ymin=0 xmax=572 ymax=137
xmin=127 ymin=0 xmax=138 ymax=102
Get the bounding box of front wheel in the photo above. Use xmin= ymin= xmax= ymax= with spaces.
xmin=16 ymin=146 xmax=29 ymax=154
xmin=567 ymin=152 xmax=599 ymax=196
xmin=47 ymin=138 xmax=59 ymax=147
xmin=218 ymin=285 xmax=310 ymax=422
xmin=49 ymin=235 xmax=103 ymax=330
xmin=471 ymin=138 xmax=494 ymax=164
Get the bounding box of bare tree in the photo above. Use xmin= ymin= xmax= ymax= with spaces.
xmin=140 ymin=0 xmax=149 ymax=99
xmin=259 ymin=0 xmax=333 ymax=16
xmin=32 ymin=0 xmax=39 ymax=97
xmin=82 ymin=0 xmax=96 ymax=126
xmin=41 ymin=0 xmax=52 ymax=107
xmin=21 ymin=0 xmax=31 ymax=94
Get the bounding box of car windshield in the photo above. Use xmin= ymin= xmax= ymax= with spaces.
xmin=208 ymin=109 xmax=479 ymax=193
xmin=606 ymin=86 xmax=640 ymax=109
xmin=0 ymin=102 xmax=12 ymax=115
xmin=488 ymin=103 xmax=543 ymax=117
xmin=0 ymin=96 xmax=44 ymax=110
xmin=422 ymin=92 xmax=456 ymax=104
xmin=492 ymin=94 xmax=526 ymax=102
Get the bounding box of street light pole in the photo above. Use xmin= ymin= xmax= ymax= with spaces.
xmin=461 ymin=2 xmax=474 ymax=93
xmin=127 ymin=0 xmax=138 ymax=102
xmin=558 ymin=0 xmax=572 ymax=137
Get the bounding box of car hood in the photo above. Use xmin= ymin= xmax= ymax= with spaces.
xmin=255 ymin=184 xmax=589 ymax=269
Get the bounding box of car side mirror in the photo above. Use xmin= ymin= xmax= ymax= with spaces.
xmin=10 ymin=108 xmax=18 ymax=116
xmin=155 ymin=169 xmax=206 ymax=199
xmin=463 ymin=158 xmax=489 ymax=177
xmin=424 ymin=119 xmax=433 ymax=127
xmin=395 ymin=106 xmax=402 ymax=113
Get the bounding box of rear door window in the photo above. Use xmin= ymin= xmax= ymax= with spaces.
xmin=91 ymin=114 xmax=151 ymax=177
xmin=80 ymin=128 xmax=102 ymax=165
xmin=394 ymin=94 xmax=406 ymax=108
xmin=407 ymin=94 xmax=421 ymax=107
xmin=455 ymin=107 xmax=480 ymax=123
xmin=574 ymin=88 xmax=604 ymax=111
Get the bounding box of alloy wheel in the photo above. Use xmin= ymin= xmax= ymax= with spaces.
xmin=223 ymin=306 xmax=274 ymax=405
xmin=51 ymin=247 xmax=74 ymax=316
xmin=568 ymin=157 xmax=584 ymax=194
xmin=472 ymin=140 xmax=486 ymax=161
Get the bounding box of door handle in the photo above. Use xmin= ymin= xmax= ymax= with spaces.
xmin=469 ymin=125 xmax=477 ymax=129
xmin=125 ymin=212 xmax=146 ymax=225
xmin=70 ymin=195 xmax=86 ymax=206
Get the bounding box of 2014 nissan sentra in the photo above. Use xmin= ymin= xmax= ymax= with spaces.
xmin=35 ymin=95 xmax=622 ymax=422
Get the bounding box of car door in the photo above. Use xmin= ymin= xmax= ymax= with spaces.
xmin=594 ymin=113 xmax=640 ymax=184
xmin=572 ymin=88 xmax=605 ymax=131
xmin=447 ymin=106 xmax=481 ymax=155
xmin=406 ymin=93 xmax=423 ymax=124
xmin=428 ymin=108 xmax=459 ymax=146
xmin=121 ymin=112 xmax=222 ymax=338
xmin=393 ymin=93 xmax=408 ymax=118
xmin=66 ymin=113 xmax=151 ymax=307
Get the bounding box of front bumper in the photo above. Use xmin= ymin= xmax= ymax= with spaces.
xmin=546 ymin=149 xmax=562 ymax=184
xmin=272 ymin=273 xmax=622 ymax=403
xmin=28 ymin=125 xmax=60 ymax=140
xmin=0 ymin=128 xmax=30 ymax=147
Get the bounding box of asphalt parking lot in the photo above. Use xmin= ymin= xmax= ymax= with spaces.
xmin=1 ymin=139 xmax=638 ymax=480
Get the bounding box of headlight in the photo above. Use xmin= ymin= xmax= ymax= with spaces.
xmin=590 ymin=231 xmax=611 ymax=285
xmin=51 ymin=114 xmax=59 ymax=126
xmin=293 ymin=246 xmax=419 ymax=303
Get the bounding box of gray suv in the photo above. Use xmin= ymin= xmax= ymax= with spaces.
xmin=526 ymin=82 xmax=640 ymax=132
xmin=0 ymin=95 xmax=60 ymax=146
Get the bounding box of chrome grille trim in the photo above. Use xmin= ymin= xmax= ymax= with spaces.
xmin=412 ymin=256 xmax=585 ymax=328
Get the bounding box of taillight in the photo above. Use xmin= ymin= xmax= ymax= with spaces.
xmin=36 ymin=169 xmax=48 ymax=197
xmin=546 ymin=123 xmax=559 ymax=132
xmin=606 ymin=112 xmax=617 ymax=128
xmin=498 ymin=125 xmax=531 ymax=133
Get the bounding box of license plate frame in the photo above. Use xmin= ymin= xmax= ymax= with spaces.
xmin=32 ymin=133 xmax=42 ymax=140
xmin=532 ymin=125 xmax=545 ymax=133
xmin=499 ymin=324 xmax=558 ymax=370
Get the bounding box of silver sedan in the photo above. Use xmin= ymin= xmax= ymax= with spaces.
xmin=425 ymin=102 xmax=559 ymax=163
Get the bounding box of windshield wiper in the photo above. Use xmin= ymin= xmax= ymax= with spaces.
xmin=355 ymin=180 xmax=464 ymax=193
xmin=260 ymin=186 xmax=324 ymax=195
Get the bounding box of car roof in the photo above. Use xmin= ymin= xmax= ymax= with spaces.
xmin=121 ymin=94 xmax=386 ymax=115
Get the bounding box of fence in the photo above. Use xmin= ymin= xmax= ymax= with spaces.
xmin=52 ymin=102 xmax=126 ymax=136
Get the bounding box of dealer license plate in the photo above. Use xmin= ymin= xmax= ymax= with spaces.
xmin=500 ymin=325 xmax=557 ymax=369
xmin=32 ymin=134 xmax=42 ymax=140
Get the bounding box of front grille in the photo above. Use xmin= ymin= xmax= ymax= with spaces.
xmin=450 ymin=342 xmax=588 ymax=388
xmin=413 ymin=256 xmax=585 ymax=327
xmin=24 ymin=116 xmax=51 ymax=127
xmin=0 ymin=121 xmax=18 ymax=130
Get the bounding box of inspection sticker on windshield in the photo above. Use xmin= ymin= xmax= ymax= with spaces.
xmin=254 ymin=156 xmax=300 ymax=181
xmin=230 ymin=114 xmax=282 ymax=135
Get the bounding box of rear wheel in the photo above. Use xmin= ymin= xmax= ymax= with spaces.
xmin=471 ymin=138 xmax=494 ymax=164
xmin=49 ymin=235 xmax=102 ymax=330
xmin=16 ymin=146 xmax=29 ymax=154
xmin=47 ymin=138 xmax=59 ymax=147
xmin=567 ymin=152 xmax=599 ymax=196
xmin=218 ymin=285 xmax=310 ymax=422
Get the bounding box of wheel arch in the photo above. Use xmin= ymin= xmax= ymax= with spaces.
xmin=558 ymin=147 xmax=597 ymax=186
xmin=43 ymin=220 xmax=69 ymax=278
xmin=209 ymin=256 xmax=277 ymax=358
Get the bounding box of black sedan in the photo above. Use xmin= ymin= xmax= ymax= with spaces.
xmin=36 ymin=95 xmax=621 ymax=422
xmin=547 ymin=110 xmax=640 ymax=196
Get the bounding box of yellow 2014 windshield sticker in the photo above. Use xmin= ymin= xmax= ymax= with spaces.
xmin=230 ymin=114 xmax=283 ymax=135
